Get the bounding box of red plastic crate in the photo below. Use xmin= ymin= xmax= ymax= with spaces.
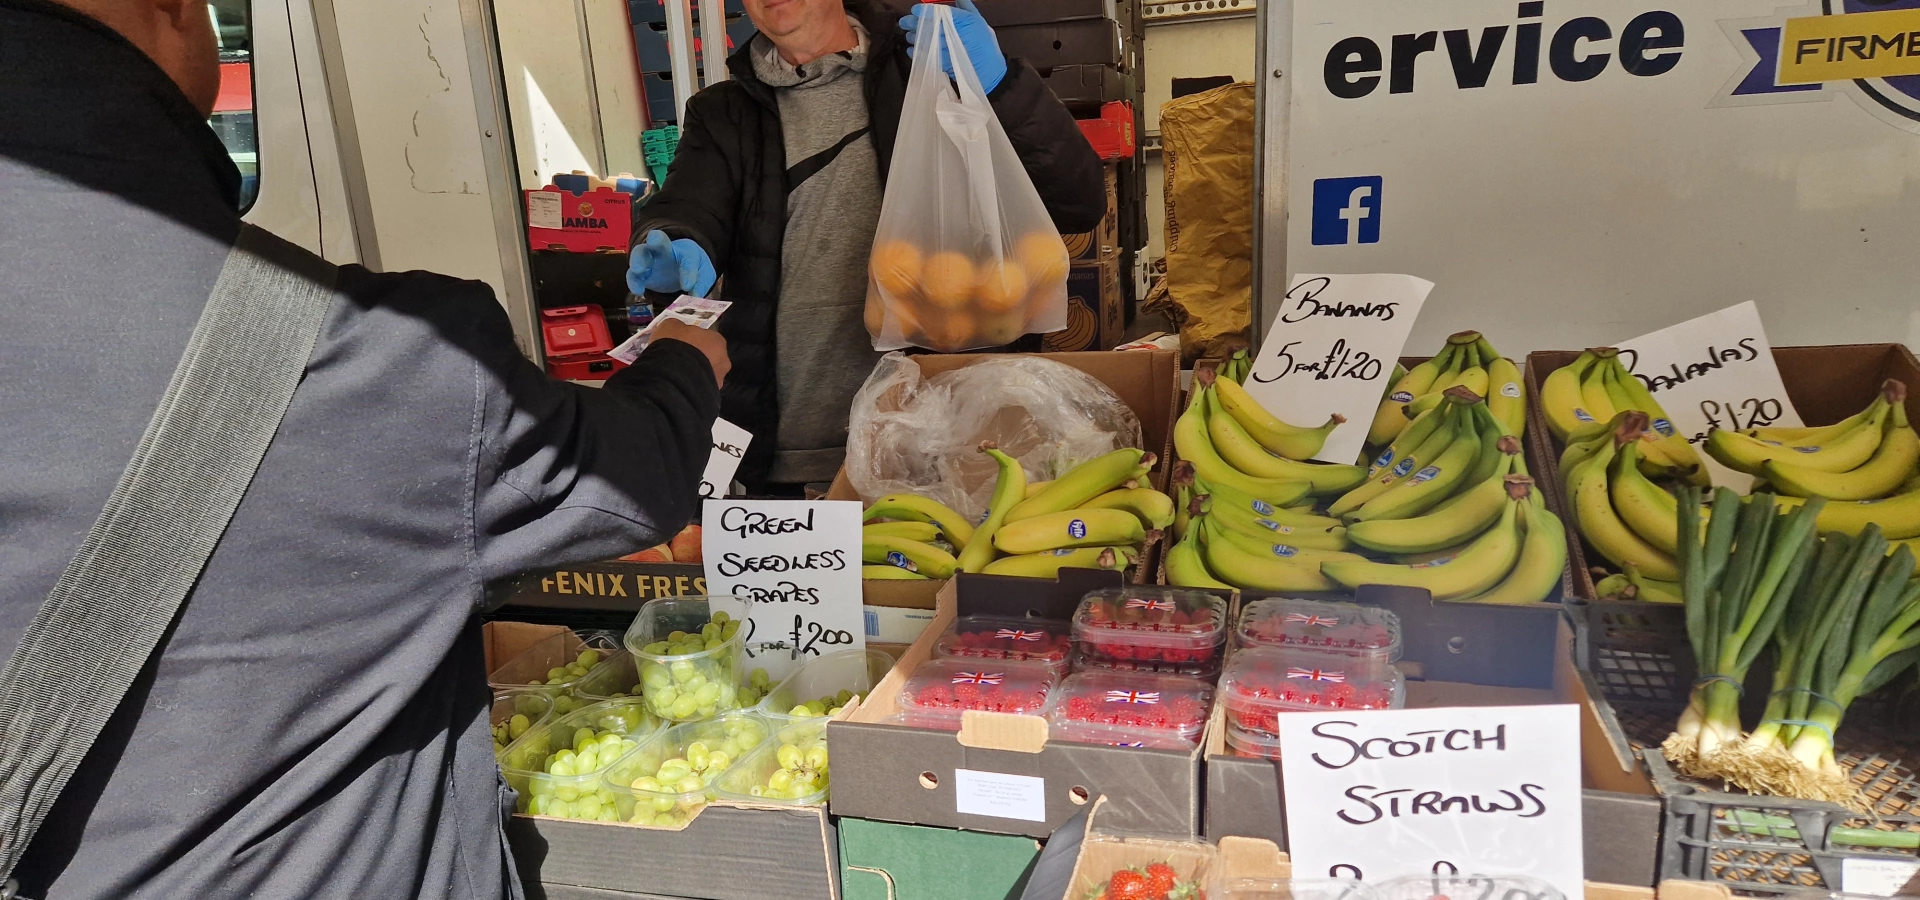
xmin=1077 ymin=101 xmax=1134 ymax=160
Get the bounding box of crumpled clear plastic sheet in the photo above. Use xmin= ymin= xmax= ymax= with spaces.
xmin=846 ymin=353 xmax=1142 ymax=520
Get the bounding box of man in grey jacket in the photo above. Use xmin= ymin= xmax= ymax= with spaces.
xmin=0 ymin=0 xmax=727 ymax=897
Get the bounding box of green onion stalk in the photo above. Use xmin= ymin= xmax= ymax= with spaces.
xmin=1777 ymin=532 xmax=1920 ymax=805
xmin=1662 ymin=489 xmax=1824 ymax=789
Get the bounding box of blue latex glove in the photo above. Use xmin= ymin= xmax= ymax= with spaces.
xmin=626 ymin=229 xmax=717 ymax=297
xmin=900 ymin=0 xmax=1008 ymax=94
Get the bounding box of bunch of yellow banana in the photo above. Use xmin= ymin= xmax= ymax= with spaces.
xmin=1366 ymin=330 xmax=1526 ymax=449
xmin=1217 ymin=349 xmax=1253 ymax=384
xmin=1173 ymin=368 xmax=1368 ymax=512
xmin=1318 ymin=476 xmax=1570 ymax=604
xmin=1557 ymin=411 xmax=1687 ymax=594
xmin=1540 ymin=347 xmax=1709 ymax=485
xmin=861 ymin=442 xmax=1170 ymax=580
xmin=1164 ymin=460 xmax=1357 ymax=592
xmin=1709 ymin=379 xmax=1920 ymax=505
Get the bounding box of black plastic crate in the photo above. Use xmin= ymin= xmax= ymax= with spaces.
xmin=1648 ymin=748 xmax=1920 ymax=895
xmin=1564 ymin=596 xmax=1693 ymax=705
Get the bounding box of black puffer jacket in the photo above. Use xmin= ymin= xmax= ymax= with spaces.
xmin=634 ymin=0 xmax=1106 ymax=485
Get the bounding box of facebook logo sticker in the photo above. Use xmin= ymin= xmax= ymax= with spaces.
xmin=1311 ymin=176 xmax=1383 ymax=246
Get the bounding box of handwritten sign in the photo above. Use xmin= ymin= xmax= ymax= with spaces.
xmin=701 ymin=499 xmax=865 ymax=679
xmin=700 ymin=419 xmax=752 ymax=499
xmin=1278 ymin=704 xmax=1584 ymax=898
xmin=1246 ymin=274 xmax=1434 ymax=464
xmin=1616 ymin=302 xmax=1804 ymax=490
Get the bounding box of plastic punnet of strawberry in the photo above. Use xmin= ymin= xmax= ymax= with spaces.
xmin=1235 ymin=598 xmax=1402 ymax=661
xmin=896 ymin=658 xmax=1058 ymax=731
xmin=933 ymin=615 xmax=1073 ymax=672
xmin=1072 ymin=588 xmax=1226 ymax=672
xmin=1220 ymin=646 xmax=1404 ymax=736
xmin=1049 ymin=671 xmax=1212 ymax=750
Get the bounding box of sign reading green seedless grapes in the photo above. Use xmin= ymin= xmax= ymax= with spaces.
xmin=702 ymin=499 xmax=866 ymax=679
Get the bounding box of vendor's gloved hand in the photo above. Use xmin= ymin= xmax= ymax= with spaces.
xmin=900 ymin=0 xmax=1008 ymax=94
xmin=627 ymin=229 xmax=717 ymax=297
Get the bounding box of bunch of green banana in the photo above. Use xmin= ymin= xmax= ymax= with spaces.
xmin=1365 ymin=330 xmax=1526 ymax=448
xmin=1711 ymin=379 xmax=1919 ymax=504
xmin=1217 ymin=349 xmax=1252 ymax=384
xmin=864 ymin=443 xmax=1173 ymax=580
xmin=1319 ymin=476 xmax=1569 ymax=604
xmin=1541 ymin=348 xmax=1708 ymax=485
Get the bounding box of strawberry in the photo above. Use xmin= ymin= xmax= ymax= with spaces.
xmin=1106 ymin=869 xmax=1153 ymax=900
xmin=1143 ymin=863 xmax=1177 ymax=898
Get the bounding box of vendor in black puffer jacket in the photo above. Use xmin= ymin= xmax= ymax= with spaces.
xmin=629 ymin=0 xmax=1106 ymax=489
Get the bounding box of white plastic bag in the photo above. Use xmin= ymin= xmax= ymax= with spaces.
xmin=864 ymin=5 xmax=1070 ymax=353
xmin=845 ymin=353 xmax=1141 ymax=520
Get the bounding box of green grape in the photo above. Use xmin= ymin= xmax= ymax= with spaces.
xmin=695 ymin=682 xmax=721 ymax=704
xmin=508 ymin=714 xmax=532 ymax=739
xmin=769 ymin=769 xmax=795 ymax=792
xmin=566 ymin=664 xmax=588 ymax=677
xmin=750 ymin=669 xmax=770 ymax=689
xmin=656 ymin=759 xmax=692 ymax=783
xmin=712 ymin=610 xmax=731 ymax=625
xmin=707 ymin=749 xmax=732 ymax=772
xmin=668 ymin=630 xmax=689 ymax=642
xmin=776 ymin=744 xmax=802 ymax=770
xmin=788 ymin=704 xmax=812 ymax=717
xmin=686 ymin=742 xmax=711 ymax=770
xmin=671 ymin=696 xmax=699 ymax=719
xmin=547 ymin=667 xmax=570 ymax=682
xmin=805 ymin=745 xmax=829 ymax=771
xmin=675 ymin=774 xmax=704 ymax=793
xmin=629 ymin=683 xmax=645 ymax=695
xmin=577 ymin=649 xmax=602 ymax=667
xmin=645 ymin=641 xmax=670 ymax=655
xmin=527 ymin=679 xmax=543 ymax=687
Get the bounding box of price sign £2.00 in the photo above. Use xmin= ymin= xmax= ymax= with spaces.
xmin=701 ymin=499 xmax=865 ymax=679
xmin=1245 ymin=274 xmax=1434 ymax=465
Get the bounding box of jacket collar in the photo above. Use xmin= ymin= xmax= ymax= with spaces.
xmin=0 ymin=0 xmax=243 ymax=214
xmin=727 ymin=0 xmax=904 ymax=108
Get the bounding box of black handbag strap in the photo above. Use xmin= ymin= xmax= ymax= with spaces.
xmin=0 ymin=225 xmax=338 ymax=893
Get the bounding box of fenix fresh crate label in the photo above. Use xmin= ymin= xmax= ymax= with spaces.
xmin=1616 ymin=301 xmax=1804 ymax=490
xmin=702 ymin=499 xmax=866 ymax=679
xmin=1278 ymin=703 xmax=1584 ymax=898
xmin=1246 ymin=274 xmax=1434 ymax=465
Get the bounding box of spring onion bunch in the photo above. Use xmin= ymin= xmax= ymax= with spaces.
xmin=1665 ymin=487 xmax=1920 ymax=805
xmin=1662 ymin=489 xmax=1823 ymax=789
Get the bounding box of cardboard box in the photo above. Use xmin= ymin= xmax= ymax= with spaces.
xmin=491 ymin=561 xmax=708 ymax=611
xmin=828 ymin=348 xmax=1182 ymax=601
xmin=1063 ymin=164 xmax=1121 ymax=264
xmin=508 ymin=808 xmax=838 ymax=900
xmin=1524 ymin=343 xmax=1920 ymax=600
xmin=974 ymin=0 xmax=1135 ymax=29
xmin=838 ymin=818 xmax=1042 ymax=900
xmin=828 ymin=570 xmax=1207 ymax=840
xmin=996 ymin=19 xmax=1138 ymax=72
xmin=1045 ymin=258 xmax=1124 ymax=353
xmin=1038 ymin=63 xmax=1134 ymax=112
xmin=484 ymin=623 xmax=843 ymax=900
xmin=1202 ymin=618 xmax=1663 ymax=888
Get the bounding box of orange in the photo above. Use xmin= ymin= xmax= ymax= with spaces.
xmin=1015 ymin=232 xmax=1069 ymax=293
xmin=921 ymin=252 xmax=977 ymax=310
xmin=921 ymin=310 xmax=975 ymax=351
xmin=888 ymin=299 xmax=925 ymax=341
xmin=870 ymin=240 xmax=922 ymax=298
xmin=863 ymin=288 xmax=885 ymax=335
xmin=976 ymin=310 xmax=1027 ymax=347
xmin=974 ymin=259 xmax=1030 ymax=314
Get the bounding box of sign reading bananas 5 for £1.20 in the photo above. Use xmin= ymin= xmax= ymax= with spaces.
xmin=1284 ymin=0 xmax=1920 ymax=359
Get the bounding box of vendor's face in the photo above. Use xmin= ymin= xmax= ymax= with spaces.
xmin=743 ymin=0 xmax=843 ymax=41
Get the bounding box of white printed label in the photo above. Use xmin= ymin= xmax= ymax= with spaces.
xmin=527 ymin=192 xmax=562 ymax=230
xmin=1245 ymin=274 xmax=1434 ymax=464
xmin=1843 ymin=858 xmax=1920 ymax=896
xmin=954 ymin=769 xmax=1048 ymax=822
xmin=698 ymin=419 xmax=752 ymax=500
